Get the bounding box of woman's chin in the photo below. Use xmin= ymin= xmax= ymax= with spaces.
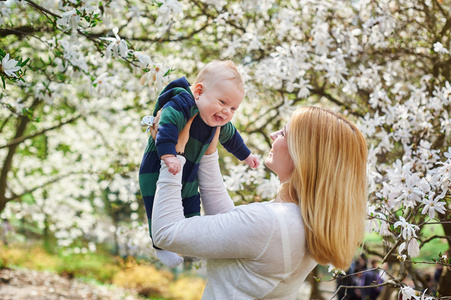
xmin=264 ymin=158 xmax=273 ymax=170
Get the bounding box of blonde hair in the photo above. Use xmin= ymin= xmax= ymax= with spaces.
xmin=193 ymin=60 xmax=244 ymax=92
xmin=284 ymin=106 xmax=368 ymax=270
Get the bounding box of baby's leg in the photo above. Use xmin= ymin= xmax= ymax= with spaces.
xmin=139 ymin=142 xmax=183 ymax=268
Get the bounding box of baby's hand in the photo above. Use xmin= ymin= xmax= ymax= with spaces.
xmin=244 ymin=154 xmax=259 ymax=168
xmin=162 ymin=155 xmax=181 ymax=175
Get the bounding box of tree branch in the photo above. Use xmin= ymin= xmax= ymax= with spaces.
xmin=310 ymin=88 xmax=365 ymax=118
xmin=382 ymin=238 xmax=403 ymax=264
xmin=420 ymin=235 xmax=450 ymax=248
xmin=24 ymin=0 xmax=61 ymax=19
xmin=7 ymin=171 xmax=86 ymax=202
xmin=0 ymin=115 xmax=82 ymax=150
xmin=440 ymin=17 xmax=451 ymax=38
xmin=332 ymin=267 xmax=403 ymax=299
xmin=0 ymin=26 xmax=52 ymax=38
xmin=124 ymin=21 xmax=212 ymax=43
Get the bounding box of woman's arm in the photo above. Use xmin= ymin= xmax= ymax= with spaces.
xmin=198 ymin=150 xmax=235 ymax=215
xmin=151 ymin=156 xmax=273 ymax=259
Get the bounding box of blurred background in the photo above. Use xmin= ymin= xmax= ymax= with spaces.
xmin=1 ymin=0 xmax=451 ymax=299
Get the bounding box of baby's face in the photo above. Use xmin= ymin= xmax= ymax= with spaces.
xmin=193 ymin=79 xmax=244 ymax=127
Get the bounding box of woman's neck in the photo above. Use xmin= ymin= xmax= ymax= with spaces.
xmin=274 ymin=188 xmax=296 ymax=204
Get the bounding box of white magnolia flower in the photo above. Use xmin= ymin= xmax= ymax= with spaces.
xmin=155 ymin=0 xmax=183 ymax=26
xmin=134 ymin=52 xmax=152 ymax=68
xmin=224 ymin=164 xmax=249 ymax=192
xmin=0 ymin=6 xmax=11 ymax=26
xmin=1 ymin=53 xmax=21 ymax=77
xmin=100 ymin=27 xmax=129 ymax=59
xmin=256 ymin=173 xmax=280 ymax=199
xmin=139 ymin=63 xmax=169 ymax=92
xmin=93 ymin=73 xmax=115 ymax=98
xmin=421 ymin=193 xmax=446 ymax=219
xmin=398 ymin=242 xmax=407 ymax=261
xmin=328 ymin=264 xmax=346 ymax=277
xmin=292 ymin=77 xmax=313 ymax=99
xmin=407 ymin=239 xmax=420 ymax=258
xmin=433 ymin=42 xmax=449 ymax=54
xmin=394 ymin=216 xmax=419 ymax=240
xmin=421 ymin=292 xmax=434 ymax=300
xmin=57 ymin=9 xmax=80 ymax=30
xmin=311 ymin=23 xmax=332 ymax=55
xmin=399 ymin=286 xmax=419 ymax=300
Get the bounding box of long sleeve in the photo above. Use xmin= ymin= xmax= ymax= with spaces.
xmin=198 ymin=150 xmax=235 ymax=215
xmin=155 ymin=93 xmax=193 ymax=158
xmin=151 ymin=156 xmax=274 ymax=259
xmin=219 ymin=122 xmax=251 ymax=161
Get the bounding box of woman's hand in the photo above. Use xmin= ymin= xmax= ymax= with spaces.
xmin=149 ymin=109 xmax=196 ymax=156
xmin=175 ymin=114 xmax=197 ymax=154
xmin=205 ymin=127 xmax=220 ymax=155
xmin=148 ymin=110 xmax=161 ymax=140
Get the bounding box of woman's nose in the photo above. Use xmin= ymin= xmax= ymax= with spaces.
xmin=270 ymin=132 xmax=277 ymax=141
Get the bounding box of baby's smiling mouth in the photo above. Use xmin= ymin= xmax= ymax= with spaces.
xmin=213 ymin=115 xmax=223 ymax=123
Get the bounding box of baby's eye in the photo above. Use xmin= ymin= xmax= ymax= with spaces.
xmin=219 ymin=100 xmax=225 ymax=105
xmin=231 ymin=107 xmax=236 ymax=111
xmin=281 ymin=130 xmax=285 ymax=137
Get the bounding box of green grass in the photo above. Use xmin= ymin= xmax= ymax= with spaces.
xmin=0 ymin=243 xmax=120 ymax=282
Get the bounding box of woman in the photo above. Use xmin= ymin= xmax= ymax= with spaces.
xmin=151 ymin=106 xmax=368 ymax=299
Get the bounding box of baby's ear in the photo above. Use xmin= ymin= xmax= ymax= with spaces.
xmin=193 ymin=83 xmax=203 ymax=99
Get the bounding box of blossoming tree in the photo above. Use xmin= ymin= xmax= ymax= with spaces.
xmin=1 ymin=0 xmax=450 ymax=298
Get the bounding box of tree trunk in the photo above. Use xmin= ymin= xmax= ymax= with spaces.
xmin=438 ymin=217 xmax=451 ymax=296
xmin=0 ymin=116 xmax=29 ymax=214
xmin=113 ymin=210 xmax=119 ymax=256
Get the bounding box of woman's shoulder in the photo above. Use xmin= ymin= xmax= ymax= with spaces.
xmin=231 ymin=201 xmax=302 ymax=225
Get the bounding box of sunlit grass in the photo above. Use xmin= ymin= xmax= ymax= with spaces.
xmin=0 ymin=242 xmax=205 ymax=299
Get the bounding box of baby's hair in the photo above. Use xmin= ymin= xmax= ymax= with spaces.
xmin=193 ymin=60 xmax=244 ymax=92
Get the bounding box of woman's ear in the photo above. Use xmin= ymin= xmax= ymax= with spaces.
xmin=193 ymin=83 xmax=203 ymax=100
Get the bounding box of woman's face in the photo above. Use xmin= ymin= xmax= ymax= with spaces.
xmin=265 ymin=124 xmax=294 ymax=182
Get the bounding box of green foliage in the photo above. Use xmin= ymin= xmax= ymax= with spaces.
xmin=364 ymin=225 xmax=449 ymax=269
xmin=56 ymin=250 xmax=120 ymax=282
xmin=0 ymin=243 xmax=119 ymax=280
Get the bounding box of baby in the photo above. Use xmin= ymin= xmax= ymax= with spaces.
xmin=139 ymin=60 xmax=259 ymax=267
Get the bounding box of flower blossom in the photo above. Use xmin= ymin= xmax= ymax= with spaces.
xmin=1 ymin=53 xmax=21 ymax=78
xmin=155 ymin=0 xmax=183 ymax=26
xmin=328 ymin=264 xmax=346 ymax=277
xmin=139 ymin=63 xmax=170 ymax=92
xmin=93 ymin=73 xmax=115 ymax=98
xmin=101 ymin=27 xmax=129 ymax=59
xmin=399 ymin=286 xmax=419 ymax=300
xmin=433 ymin=42 xmax=449 ymax=54
xmin=293 ymin=77 xmax=313 ymax=99
xmin=256 ymin=173 xmax=279 ymax=199
xmin=421 ymin=193 xmax=446 ymax=219
xmin=420 ymin=289 xmax=434 ymax=300
xmin=394 ymin=216 xmax=419 ymax=240
xmin=407 ymin=239 xmax=420 ymax=257
xmin=57 ymin=9 xmax=80 ymax=31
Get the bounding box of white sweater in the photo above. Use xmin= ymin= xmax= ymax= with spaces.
xmin=152 ymin=151 xmax=317 ymax=300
